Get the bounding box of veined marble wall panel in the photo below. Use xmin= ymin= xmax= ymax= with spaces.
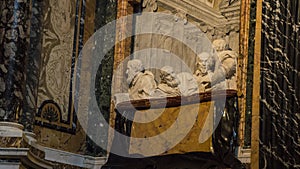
xmin=0 ymin=0 xmax=31 ymax=122
xmin=260 ymin=0 xmax=300 ymax=168
xmin=35 ymin=0 xmax=79 ymax=132
xmin=33 ymin=0 xmax=99 ymax=155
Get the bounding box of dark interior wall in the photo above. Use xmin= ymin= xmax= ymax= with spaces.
xmin=260 ymin=0 xmax=300 ymax=168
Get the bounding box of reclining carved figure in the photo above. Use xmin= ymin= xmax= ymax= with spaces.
xmin=151 ymin=66 xmax=181 ymax=97
xmin=126 ymin=59 xmax=157 ymax=100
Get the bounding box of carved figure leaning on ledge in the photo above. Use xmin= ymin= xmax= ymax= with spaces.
xmin=152 ymin=66 xmax=181 ymax=97
xmin=193 ymin=52 xmax=215 ymax=92
xmin=212 ymin=38 xmax=237 ymax=90
xmin=126 ymin=59 xmax=157 ymax=100
xmin=195 ymin=39 xmax=237 ymax=91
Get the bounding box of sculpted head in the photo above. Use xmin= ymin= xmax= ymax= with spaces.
xmin=126 ymin=59 xmax=145 ymax=85
xmin=196 ymin=52 xmax=213 ymax=75
xmin=160 ymin=66 xmax=180 ymax=88
xmin=212 ymin=39 xmax=227 ymax=52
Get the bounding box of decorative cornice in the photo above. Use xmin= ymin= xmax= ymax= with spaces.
xmin=158 ymin=0 xmax=227 ymax=27
xmin=219 ymin=0 xmax=240 ymax=9
xmin=219 ymin=0 xmax=241 ymax=25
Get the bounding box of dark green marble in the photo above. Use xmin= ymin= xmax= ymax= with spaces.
xmin=244 ymin=0 xmax=257 ymax=148
xmin=85 ymin=0 xmax=117 ymax=157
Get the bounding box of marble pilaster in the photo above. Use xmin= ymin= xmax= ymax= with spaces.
xmin=244 ymin=0 xmax=257 ymax=147
xmin=21 ymin=0 xmax=44 ymax=132
xmin=86 ymin=0 xmax=118 ymax=156
xmin=237 ymin=0 xmax=251 ymax=149
xmin=0 ymin=0 xmax=31 ymax=123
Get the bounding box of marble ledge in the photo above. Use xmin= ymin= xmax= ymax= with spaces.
xmin=0 ymin=122 xmax=24 ymax=137
xmin=0 ymin=124 xmax=107 ymax=168
xmin=0 ymin=147 xmax=28 ymax=157
xmin=23 ymin=132 xmax=107 ymax=168
xmin=0 ymin=148 xmax=28 ymax=169
xmin=44 ymin=147 xmax=108 ymax=169
xmin=0 ymin=162 xmax=22 ymax=169
xmin=237 ymin=146 xmax=251 ymax=164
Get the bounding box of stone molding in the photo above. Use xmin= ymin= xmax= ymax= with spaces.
xmin=0 ymin=122 xmax=24 ymax=148
xmin=23 ymin=131 xmax=107 ymax=168
xmin=156 ymin=0 xmax=241 ymax=43
xmin=0 ymin=162 xmax=21 ymax=169
xmin=44 ymin=147 xmax=107 ymax=169
xmin=0 ymin=147 xmax=28 ymax=157
xmin=0 ymin=126 xmax=54 ymax=169
xmin=0 ymin=149 xmax=25 ymax=168
xmin=0 ymin=123 xmax=107 ymax=168
xmin=237 ymin=147 xmax=251 ymax=164
xmin=220 ymin=0 xmax=241 ymax=25
xmin=0 ymin=122 xmax=24 ymax=137
xmin=158 ymin=0 xmax=227 ymax=27
xmin=0 ymin=147 xmax=54 ymax=169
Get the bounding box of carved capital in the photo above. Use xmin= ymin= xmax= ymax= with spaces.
xmin=174 ymin=10 xmax=188 ymax=24
xmin=142 ymin=0 xmax=158 ymax=12
xmin=158 ymin=0 xmax=227 ymax=27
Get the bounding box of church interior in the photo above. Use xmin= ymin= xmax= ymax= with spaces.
xmin=0 ymin=0 xmax=299 ymax=168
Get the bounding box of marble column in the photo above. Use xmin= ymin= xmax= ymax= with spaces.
xmin=0 ymin=0 xmax=31 ymax=128
xmin=20 ymin=0 xmax=43 ymax=132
